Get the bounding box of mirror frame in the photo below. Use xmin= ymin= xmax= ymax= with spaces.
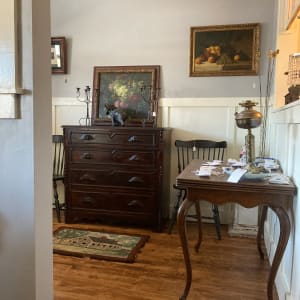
xmin=51 ymin=37 xmax=67 ymax=74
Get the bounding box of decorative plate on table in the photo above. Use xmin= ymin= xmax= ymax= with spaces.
xmin=242 ymin=172 xmax=271 ymax=181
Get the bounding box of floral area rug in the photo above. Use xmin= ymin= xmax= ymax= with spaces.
xmin=53 ymin=227 xmax=149 ymax=263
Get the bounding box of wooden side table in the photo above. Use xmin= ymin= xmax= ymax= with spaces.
xmin=176 ymin=159 xmax=296 ymax=300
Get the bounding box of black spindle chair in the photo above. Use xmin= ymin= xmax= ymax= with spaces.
xmin=168 ymin=139 xmax=227 ymax=239
xmin=52 ymin=135 xmax=65 ymax=222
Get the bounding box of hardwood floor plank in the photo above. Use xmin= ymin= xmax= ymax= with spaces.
xmin=53 ymin=212 xmax=278 ymax=300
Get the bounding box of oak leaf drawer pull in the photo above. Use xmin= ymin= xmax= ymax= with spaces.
xmin=80 ymin=153 xmax=92 ymax=160
xmin=128 ymin=176 xmax=144 ymax=183
xmin=127 ymin=200 xmax=144 ymax=208
xmin=79 ymin=174 xmax=96 ymax=182
xmin=81 ymin=196 xmax=96 ymax=204
xmin=80 ymin=134 xmax=94 ymax=141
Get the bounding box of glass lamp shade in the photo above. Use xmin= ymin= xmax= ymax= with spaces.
xmin=287 ymin=53 xmax=300 ymax=86
xmin=285 ymin=53 xmax=300 ymax=104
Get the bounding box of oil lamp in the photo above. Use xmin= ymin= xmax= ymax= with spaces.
xmin=235 ymin=100 xmax=262 ymax=163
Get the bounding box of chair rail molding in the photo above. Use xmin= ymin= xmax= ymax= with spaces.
xmin=0 ymin=0 xmax=24 ymax=119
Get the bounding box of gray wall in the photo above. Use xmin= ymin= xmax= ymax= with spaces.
xmin=51 ymin=0 xmax=277 ymax=99
xmin=0 ymin=0 xmax=53 ymax=299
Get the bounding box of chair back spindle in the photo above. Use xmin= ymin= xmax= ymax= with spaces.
xmin=175 ymin=140 xmax=227 ymax=174
xmin=52 ymin=134 xmax=65 ymax=222
xmin=169 ymin=139 xmax=227 ymax=238
xmin=53 ymin=135 xmax=65 ymax=179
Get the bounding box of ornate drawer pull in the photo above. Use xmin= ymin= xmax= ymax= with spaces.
xmin=79 ymin=174 xmax=96 ymax=182
xmin=127 ymin=200 xmax=143 ymax=208
xmin=81 ymin=152 xmax=92 ymax=159
xmin=81 ymin=196 xmax=96 ymax=204
xmin=128 ymin=136 xmax=138 ymax=143
xmin=128 ymin=176 xmax=144 ymax=183
xmin=108 ymin=170 xmax=116 ymax=176
xmin=128 ymin=154 xmax=140 ymax=161
xmin=80 ymin=134 xmax=94 ymax=141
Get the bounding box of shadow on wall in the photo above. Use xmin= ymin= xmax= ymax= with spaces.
xmin=0 ymin=213 xmax=5 ymax=253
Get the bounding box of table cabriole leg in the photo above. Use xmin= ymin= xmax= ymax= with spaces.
xmin=177 ymin=198 xmax=194 ymax=300
xmin=267 ymin=206 xmax=291 ymax=300
xmin=194 ymin=201 xmax=202 ymax=252
xmin=257 ymin=205 xmax=268 ymax=260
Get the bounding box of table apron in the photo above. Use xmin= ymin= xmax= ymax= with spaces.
xmin=187 ymin=187 xmax=292 ymax=208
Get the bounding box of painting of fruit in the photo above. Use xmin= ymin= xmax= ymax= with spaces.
xmin=190 ymin=23 xmax=260 ymax=76
xmin=194 ymin=42 xmax=250 ymax=66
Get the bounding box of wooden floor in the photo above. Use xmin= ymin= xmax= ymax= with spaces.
xmin=53 ymin=212 xmax=278 ymax=300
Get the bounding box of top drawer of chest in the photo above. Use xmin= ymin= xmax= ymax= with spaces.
xmin=67 ymin=130 xmax=157 ymax=147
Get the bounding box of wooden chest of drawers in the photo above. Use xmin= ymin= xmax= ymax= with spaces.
xmin=63 ymin=125 xmax=171 ymax=231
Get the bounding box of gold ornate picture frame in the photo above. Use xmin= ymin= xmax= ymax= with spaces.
xmin=190 ymin=23 xmax=260 ymax=77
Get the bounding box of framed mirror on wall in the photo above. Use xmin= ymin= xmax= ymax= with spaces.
xmin=51 ymin=37 xmax=67 ymax=74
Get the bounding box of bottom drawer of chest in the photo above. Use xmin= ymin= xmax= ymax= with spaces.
xmin=68 ymin=190 xmax=155 ymax=213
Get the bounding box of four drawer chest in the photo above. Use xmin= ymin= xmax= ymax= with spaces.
xmin=63 ymin=125 xmax=171 ymax=231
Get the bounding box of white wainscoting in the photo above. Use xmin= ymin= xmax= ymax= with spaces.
xmin=53 ymin=96 xmax=262 ymax=227
xmin=52 ymin=97 xmax=87 ymax=134
xmin=267 ymin=100 xmax=300 ymax=300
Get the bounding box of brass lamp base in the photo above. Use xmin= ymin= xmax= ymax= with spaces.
xmin=245 ymin=129 xmax=255 ymax=163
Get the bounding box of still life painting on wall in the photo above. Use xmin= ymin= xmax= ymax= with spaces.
xmin=92 ymin=65 xmax=160 ymax=127
xmin=190 ymin=23 xmax=260 ymax=77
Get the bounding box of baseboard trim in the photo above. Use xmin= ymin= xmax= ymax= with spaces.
xmin=227 ymin=223 xmax=258 ymax=238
